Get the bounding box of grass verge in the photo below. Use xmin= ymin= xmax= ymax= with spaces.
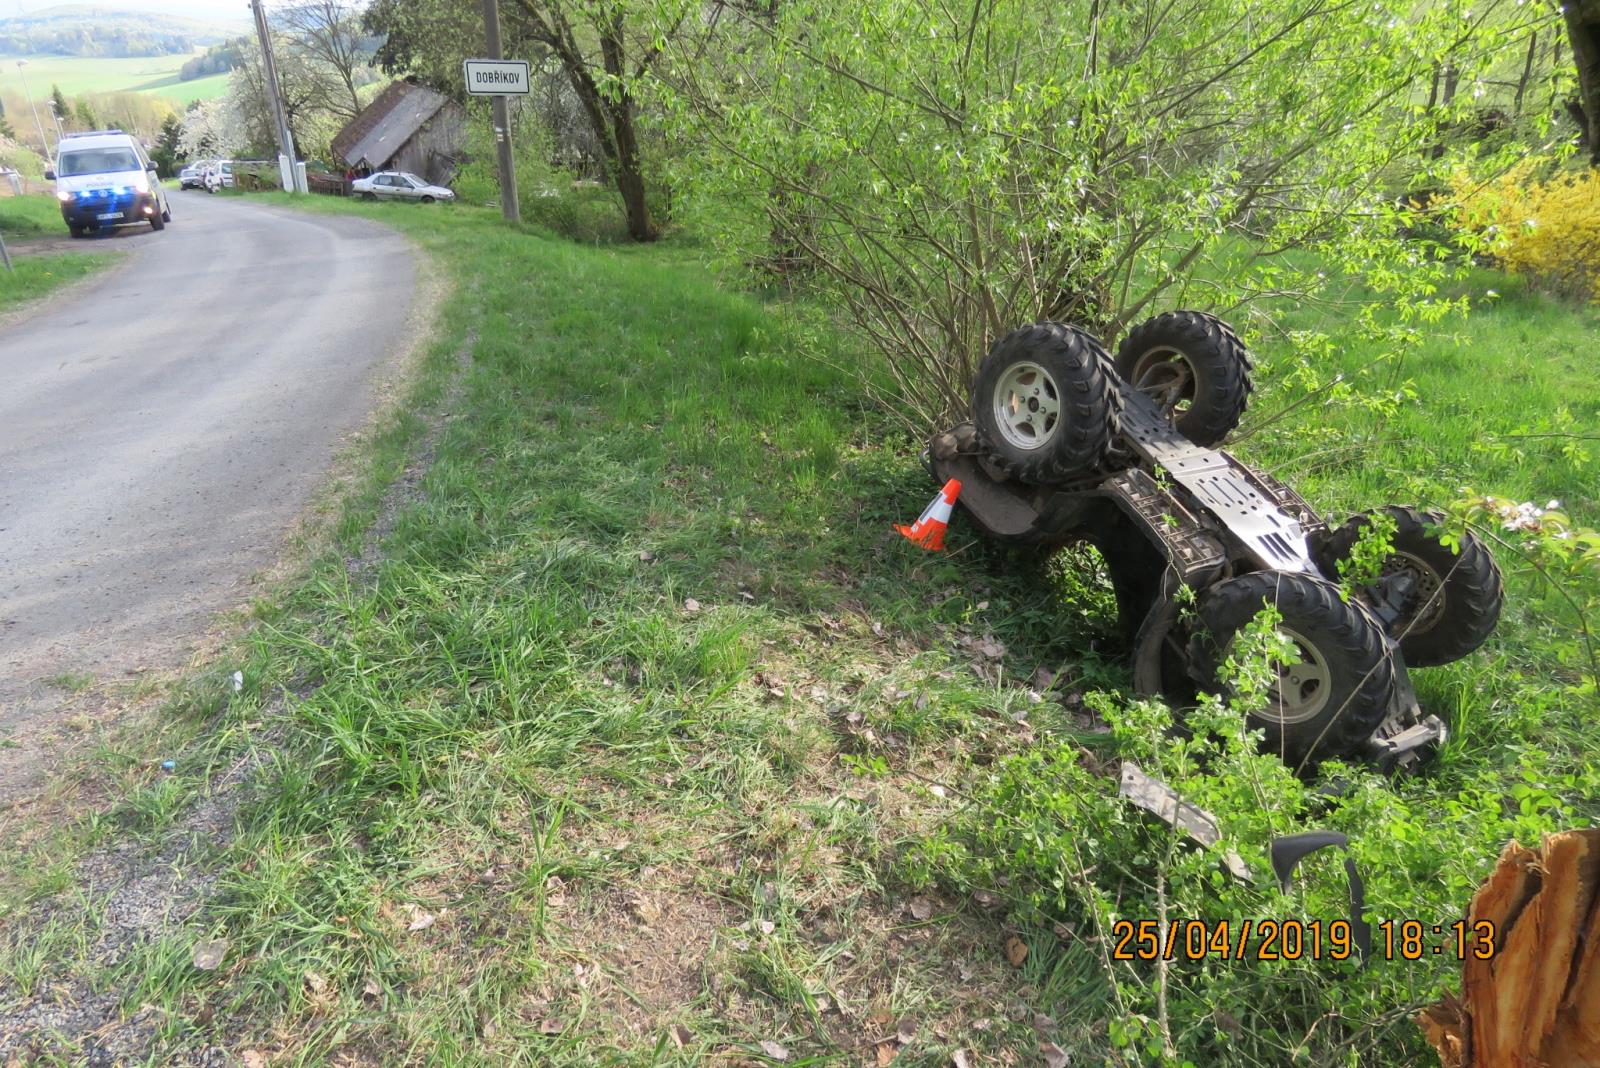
xmin=1 ymin=192 xmax=1596 ymax=1066
xmin=0 ymin=194 xmax=116 ymax=313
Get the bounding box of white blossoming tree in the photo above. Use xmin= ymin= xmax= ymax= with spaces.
xmin=178 ymin=97 xmax=245 ymax=162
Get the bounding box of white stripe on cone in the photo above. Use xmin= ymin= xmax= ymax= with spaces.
xmin=895 ymin=479 xmax=962 ymax=551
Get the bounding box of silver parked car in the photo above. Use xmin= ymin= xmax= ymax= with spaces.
xmin=350 ymin=171 xmax=455 ymax=203
xmin=179 ymin=160 xmax=210 ymax=189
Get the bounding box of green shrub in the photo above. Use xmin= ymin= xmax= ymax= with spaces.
xmin=913 ymin=571 xmax=1600 ymax=1066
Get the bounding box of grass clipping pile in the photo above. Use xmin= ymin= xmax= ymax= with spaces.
xmin=1419 ymin=829 xmax=1600 ymax=1065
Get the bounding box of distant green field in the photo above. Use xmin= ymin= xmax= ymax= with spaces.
xmin=0 ymin=53 xmax=229 ymax=103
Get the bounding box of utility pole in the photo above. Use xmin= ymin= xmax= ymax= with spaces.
xmin=248 ymin=0 xmax=306 ymax=193
xmin=13 ymin=60 xmax=53 ymax=160
xmin=480 ymin=0 xmax=520 ymax=223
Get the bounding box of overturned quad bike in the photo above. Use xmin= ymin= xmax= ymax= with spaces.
xmin=929 ymin=313 xmax=1504 ymax=771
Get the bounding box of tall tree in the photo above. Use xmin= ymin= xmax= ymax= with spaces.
xmin=150 ymin=113 xmax=185 ymax=174
xmin=48 ymin=84 xmax=69 ymax=129
xmin=504 ymin=0 xmax=689 ymax=240
xmin=280 ymin=0 xmax=370 ymax=119
xmin=229 ymin=33 xmax=344 ymax=155
xmin=1565 ymin=0 xmax=1600 ymax=163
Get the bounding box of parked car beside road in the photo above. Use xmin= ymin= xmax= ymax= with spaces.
xmin=350 ymin=171 xmax=455 ymax=203
xmin=46 ymin=129 xmax=171 ymax=236
xmin=203 ymin=161 xmax=235 ymax=193
xmin=179 ymin=160 xmax=211 ymax=190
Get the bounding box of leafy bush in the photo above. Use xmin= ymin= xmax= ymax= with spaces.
xmin=660 ymin=1 xmax=1545 ymax=427
xmin=453 ymin=104 xmax=630 ymax=244
xmin=911 ymin=500 xmax=1600 ymax=1065
xmin=0 ymin=135 xmax=45 ymax=182
xmin=1450 ymin=162 xmax=1600 ymax=303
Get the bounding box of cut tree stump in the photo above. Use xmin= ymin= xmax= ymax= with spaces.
xmin=1418 ymin=829 xmax=1600 ymax=1066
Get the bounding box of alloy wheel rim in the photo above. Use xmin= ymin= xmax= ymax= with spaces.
xmin=1258 ymin=625 xmax=1333 ymax=725
xmin=992 ymin=361 xmax=1062 ymax=450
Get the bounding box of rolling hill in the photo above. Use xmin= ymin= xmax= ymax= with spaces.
xmin=0 ymin=5 xmax=247 ymax=57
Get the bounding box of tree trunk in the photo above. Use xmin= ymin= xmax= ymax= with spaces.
xmin=1514 ymin=32 xmax=1537 ymax=117
xmin=609 ymin=107 xmax=657 ymax=241
xmin=517 ymin=0 xmax=661 ymax=241
xmin=1565 ymin=0 xmax=1600 ymax=165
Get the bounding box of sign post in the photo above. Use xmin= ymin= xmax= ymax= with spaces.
xmin=466 ymin=14 xmax=529 ymax=225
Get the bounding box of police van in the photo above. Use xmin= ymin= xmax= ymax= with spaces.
xmin=46 ymin=130 xmax=172 ymax=237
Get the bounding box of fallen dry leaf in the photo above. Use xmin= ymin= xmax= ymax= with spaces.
xmin=952 ymin=1051 xmax=972 ymax=1068
xmin=1041 ymin=1041 xmax=1069 ymax=1068
xmin=670 ymin=1024 xmax=693 ymax=1048
xmin=759 ymin=1039 xmax=791 ymax=1061
xmin=896 ymin=1017 xmax=917 ymax=1043
xmin=538 ymin=1017 xmax=564 ymax=1036
xmin=972 ymin=889 xmax=1003 ymax=909
xmin=407 ymin=905 xmax=436 ymax=932
xmin=190 ymin=938 xmax=228 ymax=971
xmin=1032 ymin=1012 xmax=1056 ymax=1034
xmin=909 ymin=897 xmax=934 ymax=921
xmin=876 ymin=1041 xmax=898 ymax=1066
xmin=684 ymin=597 xmax=702 ymax=613
xmin=304 ymin=970 xmax=329 ymax=996
xmin=639 ymin=550 xmax=654 ymax=562
xmin=630 ymin=893 xmax=662 ymax=925
xmin=1004 ymin=935 xmax=1029 ymax=967
xmin=239 ymin=1053 xmax=268 ymax=1068
xmin=363 ymin=976 xmax=382 ymax=998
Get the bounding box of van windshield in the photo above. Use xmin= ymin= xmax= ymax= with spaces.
xmin=58 ymin=148 xmax=142 ymax=177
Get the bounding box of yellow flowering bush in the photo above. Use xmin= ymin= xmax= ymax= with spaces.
xmin=1450 ymin=161 xmax=1600 ymax=303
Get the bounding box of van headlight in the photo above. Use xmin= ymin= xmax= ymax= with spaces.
xmin=56 ymin=190 xmax=73 ymax=202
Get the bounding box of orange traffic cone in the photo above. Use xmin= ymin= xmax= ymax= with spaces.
xmin=896 ymin=479 xmax=962 ymax=551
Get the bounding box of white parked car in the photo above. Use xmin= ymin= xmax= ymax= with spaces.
xmin=203 ymin=160 xmax=234 ymax=193
xmin=351 ymin=171 xmax=455 ymax=203
xmin=46 ymin=129 xmax=171 ymax=236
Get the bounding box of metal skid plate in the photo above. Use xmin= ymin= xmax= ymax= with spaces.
xmin=1100 ymin=468 xmax=1224 ymax=584
xmin=1117 ymin=390 xmax=1320 ymax=575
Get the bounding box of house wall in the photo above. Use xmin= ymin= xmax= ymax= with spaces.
xmin=387 ymin=102 xmax=467 ymax=186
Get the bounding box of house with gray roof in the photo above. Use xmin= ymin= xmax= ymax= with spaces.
xmin=331 ymin=82 xmax=466 ymax=186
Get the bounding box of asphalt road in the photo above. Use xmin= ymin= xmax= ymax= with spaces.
xmin=0 ymin=191 xmax=416 ymax=768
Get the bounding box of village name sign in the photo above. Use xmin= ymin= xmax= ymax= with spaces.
xmin=463 ymin=59 xmax=532 ymax=96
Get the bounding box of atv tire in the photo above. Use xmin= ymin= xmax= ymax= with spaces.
xmin=1313 ymin=506 xmax=1503 ymax=666
xmin=972 ymin=322 xmax=1121 ymax=486
xmin=1193 ymin=570 xmax=1396 ymax=767
xmin=1115 ymin=310 xmax=1252 ymax=446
